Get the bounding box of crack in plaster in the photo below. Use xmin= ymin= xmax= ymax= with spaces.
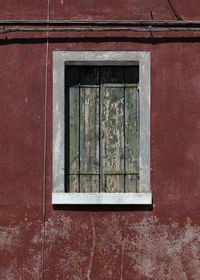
xmin=120 ymin=238 xmax=125 ymax=280
xmin=87 ymin=217 xmax=96 ymax=280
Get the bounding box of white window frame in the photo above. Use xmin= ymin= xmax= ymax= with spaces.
xmin=52 ymin=51 xmax=151 ymax=204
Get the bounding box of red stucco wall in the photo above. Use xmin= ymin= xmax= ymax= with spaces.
xmin=1 ymin=1 xmax=200 ymax=279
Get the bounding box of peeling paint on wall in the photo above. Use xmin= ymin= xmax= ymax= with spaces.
xmin=126 ymin=217 xmax=200 ymax=279
xmin=0 ymin=221 xmax=43 ymax=280
xmin=1 ymin=214 xmax=200 ymax=279
xmin=42 ymin=215 xmax=200 ymax=280
xmin=1 ymin=1 xmax=200 ymax=279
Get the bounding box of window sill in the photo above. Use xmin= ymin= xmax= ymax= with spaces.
xmin=52 ymin=192 xmax=152 ymax=205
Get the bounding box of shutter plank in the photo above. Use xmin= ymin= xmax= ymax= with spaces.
xmin=101 ymin=86 xmax=124 ymax=192
xmin=105 ymin=175 xmax=124 ymax=193
xmin=125 ymin=87 xmax=138 ymax=192
xmin=66 ymin=175 xmax=79 ymax=193
xmin=80 ymin=175 xmax=99 ymax=193
xmin=125 ymin=175 xmax=137 ymax=193
xmin=80 ymin=87 xmax=99 ymax=192
xmin=67 ymin=87 xmax=79 ymax=192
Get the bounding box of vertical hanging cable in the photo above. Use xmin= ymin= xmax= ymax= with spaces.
xmin=167 ymin=0 xmax=183 ymax=20
xmin=149 ymin=10 xmax=154 ymax=38
xmin=42 ymin=0 xmax=50 ymax=279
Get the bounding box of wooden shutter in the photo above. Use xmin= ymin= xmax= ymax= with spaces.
xmin=65 ymin=66 xmax=139 ymax=193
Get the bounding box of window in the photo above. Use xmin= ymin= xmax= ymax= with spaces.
xmin=52 ymin=51 xmax=151 ymax=204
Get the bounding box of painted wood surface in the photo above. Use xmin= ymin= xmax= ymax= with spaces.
xmin=80 ymin=86 xmax=99 ymax=192
xmin=67 ymin=86 xmax=79 ymax=192
xmin=65 ymin=66 xmax=139 ymax=193
xmin=125 ymin=87 xmax=138 ymax=192
xmin=101 ymin=67 xmax=125 ymax=192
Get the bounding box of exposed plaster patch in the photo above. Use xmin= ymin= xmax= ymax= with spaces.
xmin=31 ymin=232 xmax=43 ymax=244
xmin=0 ymin=221 xmax=43 ymax=279
xmin=1 ymin=259 xmax=19 ymax=280
xmin=45 ymin=215 xmax=72 ymax=244
xmin=94 ymin=215 xmax=123 ymax=279
xmin=44 ymin=215 xmax=200 ymax=279
xmin=45 ymin=215 xmax=95 ymax=280
xmin=0 ymin=225 xmax=20 ymax=251
xmin=22 ymin=252 xmax=42 ymax=280
xmin=2 ymin=215 xmax=200 ymax=279
xmin=126 ymin=216 xmax=200 ymax=280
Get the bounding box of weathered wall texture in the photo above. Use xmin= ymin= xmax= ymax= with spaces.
xmin=1 ymin=1 xmax=200 ymax=279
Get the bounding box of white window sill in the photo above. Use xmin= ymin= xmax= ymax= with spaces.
xmin=52 ymin=192 xmax=152 ymax=205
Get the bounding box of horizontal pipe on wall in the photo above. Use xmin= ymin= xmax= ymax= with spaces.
xmin=1 ymin=19 xmax=200 ymax=26
xmin=1 ymin=27 xmax=200 ymax=35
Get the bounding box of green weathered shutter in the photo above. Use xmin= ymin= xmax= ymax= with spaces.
xmin=65 ymin=66 xmax=139 ymax=193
